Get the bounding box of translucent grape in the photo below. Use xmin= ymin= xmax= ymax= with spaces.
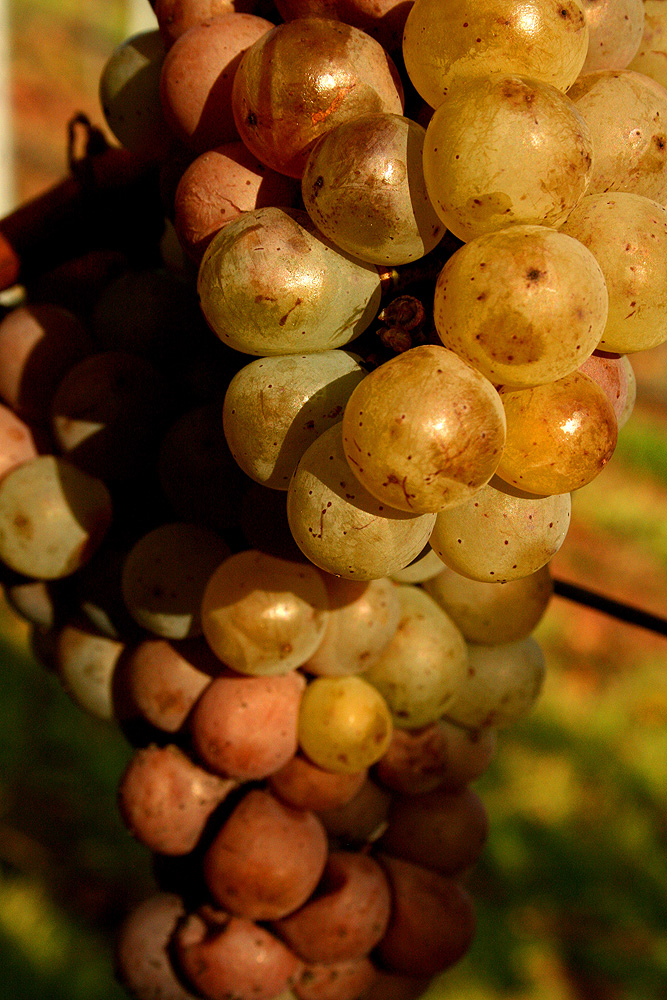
xmin=559 ymin=193 xmax=667 ymax=354
xmin=201 ymin=550 xmax=330 ymax=675
xmin=363 ymin=585 xmax=469 ymax=729
xmin=428 ymin=481 xmax=570 ymax=583
xmin=422 ymin=74 xmax=593 ymax=243
xmin=301 ymin=114 xmax=444 ymax=266
xmin=567 ymin=69 xmax=667 ymax=203
xmin=433 ymin=225 xmax=608 ymax=389
xmin=341 ymin=345 xmax=506 ymax=514
xmin=223 ymin=350 xmax=367 ymax=489
xmin=198 ymin=208 xmax=382 ymax=355
xmin=287 ymin=424 xmax=437 ymax=581
xmin=298 ymin=675 xmax=394 ymax=774
xmin=495 ymin=373 xmax=618 ymax=494
xmin=424 ymin=563 xmax=553 ymax=645
xmin=444 ymin=637 xmax=546 ymax=729
xmin=402 ymin=0 xmax=589 ymax=109
xmin=232 ymin=17 xmax=403 ymax=178
xmin=580 ymin=0 xmax=645 ymax=73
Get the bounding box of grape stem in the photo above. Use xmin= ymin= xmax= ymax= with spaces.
xmin=552 ymin=578 xmax=667 ymax=638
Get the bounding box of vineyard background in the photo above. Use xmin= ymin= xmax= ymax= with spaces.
xmin=1 ymin=2 xmax=666 ymax=999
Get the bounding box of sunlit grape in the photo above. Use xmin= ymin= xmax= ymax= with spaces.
xmin=198 ymin=208 xmax=382 ymax=355
xmin=302 ymin=114 xmax=444 ymax=266
xmin=422 ymin=75 xmax=593 ymax=243
xmin=433 ymin=225 xmax=608 ymax=388
xmin=403 ymin=0 xmax=589 ymax=109
xmin=341 ymin=345 xmax=506 ymax=514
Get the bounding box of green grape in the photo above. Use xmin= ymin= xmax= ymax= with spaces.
xmin=364 ymin=585 xmax=469 ymax=729
xmin=99 ymin=30 xmax=173 ymax=159
xmin=223 ymin=350 xmax=367 ymax=489
xmin=232 ymin=17 xmax=404 ymax=178
xmin=433 ymin=225 xmax=608 ymax=389
xmin=286 ymin=424 xmax=436 ymax=581
xmin=0 ymin=456 xmax=112 ymax=580
xmin=445 ymin=637 xmax=546 ymax=729
xmin=422 ymin=74 xmax=593 ymax=242
xmin=303 ymin=575 xmax=401 ymax=677
xmin=403 ymin=0 xmax=589 ymax=109
xmin=429 ymin=480 xmax=571 ymax=583
xmin=201 ymin=550 xmax=330 ymax=675
xmin=340 ymin=345 xmax=506 ymax=514
xmin=121 ymin=523 xmax=231 ymax=639
xmin=198 ymin=208 xmax=382 ymax=355
xmin=580 ymin=0 xmax=645 ymax=73
xmin=298 ymin=675 xmax=394 ymax=774
xmin=301 ymin=114 xmax=444 ymax=266
xmin=496 ymin=372 xmax=618 ymax=495
xmin=424 ymin=563 xmax=553 ymax=645
xmin=559 ymin=192 xmax=667 ymax=353
xmin=567 ymin=69 xmax=667 ymax=203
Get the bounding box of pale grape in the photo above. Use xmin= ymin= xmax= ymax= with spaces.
xmin=444 ymin=637 xmax=546 ymax=729
xmin=298 ymin=675 xmax=394 ymax=774
xmin=433 ymin=225 xmax=608 ymax=389
xmin=223 ymin=350 xmax=367 ymax=489
xmin=429 ymin=481 xmax=571 ymax=583
xmin=496 ymin=373 xmax=618 ymax=495
xmin=559 ymin=193 xmax=667 ymax=353
xmin=363 ymin=585 xmax=469 ymax=729
xmin=578 ymin=352 xmax=636 ymax=427
xmin=340 ymin=345 xmax=506 ymax=514
xmin=402 ymin=0 xmax=589 ymax=108
xmin=287 ymin=424 xmax=436 ymax=581
xmin=580 ymin=0 xmax=645 ymax=73
xmin=424 ymin=563 xmax=553 ymax=645
xmin=628 ymin=2 xmax=667 ymax=90
xmin=201 ymin=550 xmax=330 ymax=675
xmin=301 ymin=114 xmax=444 ymax=266
xmin=57 ymin=623 xmax=124 ymax=721
xmin=567 ymin=69 xmax=667 ymax=204
xmin=422 ymin=74 xmax=593 ymax=243
xmin=198 ymin=208 xmax=382 ymax=355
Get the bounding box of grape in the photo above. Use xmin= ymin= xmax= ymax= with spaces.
xmin=0 ymin=403 xmax=38 ymax=480
xmin=292 ymin=957 xmax=377 ymax=1000
xmin=287 ymin=424 xmax=436 ymax=581
xmin=201 ymin=550 xmax=330 ymax=675
xmin=232 ymin=17 xmax=404 ymax=178
xmin=155 ymin=0 xmax=257 ymax=48
xmin=317 ymin=777 xmax=391 ymax=843
xmin=272 ymin=852 xmax=392 ymax=963
xmin=159 ymin=14 xmax=275 ymax=153
xmin=56 ymin=622 xmax=124 ymax=720
xmin=580 ymin=0 xmax=645 ymax=73
xmin=559 ymin=192 xmax=667 ymax=354
xmin=618 ymin=356 xmax=637 ymax=429
xmin=203 ymin=787 xmax=328 ymax=920
xmin=579 ymin=352 xmax=636 ymax=429
xmin=429 ymin=480 xmax=571 ymax=582
xmin=424 ymin=563 xmax=554 ymax=645
xmin=189 ymin=669 xmax=306 ymax=780
xmin=445 ymin=636 xmax=546 ymax=729
xmin=297 ymin=675 xmax=394 ymax=774
xmin=301 ymin=114 xmax=444 ymax=266
xmin=198 ymin=208 xmax=382 ymax=356
xmin=422 ymin=74 xmax=593 ymax=243
xmin=121 ymin=523 xmax=231 ymax=639
xmin=403 ymin=0 xmax=588 ymax=108
xmin=118 ymin=744 xmax=237 ymax=855
xmin=628 ymin=1 xmax=667 ymax=90
xmin=433 ymin=225 xmax=608 ymax=389
xmin=115 ymin=893 xmax=198 ymax=1000
xmin=223 ymin=350 xmax=367 ymax=489
xmin=269 ymin=753 xmax=367 ymax=812
xmin=341 ymin=344 xmax=506 ymax=514
xmin=0 ymin=456 xmax=112 ymax=579
xmin=174 ymin=141 xmax=301 ymax=262
xmin=496 ymin=372 xmax=618 ymax=495
xmin=363 ymin=585 xmax=468 ymax=729
xmin=568 ymin=69 xmax=667 ymax=203
xmin=303 ymin=575 xmax=401 ymax=677
xmin=275 ymin=0 xmax=410 ymax=53
xmin=99 ymin=30 xmax=173 ymax=159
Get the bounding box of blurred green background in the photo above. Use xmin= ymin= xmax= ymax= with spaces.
xmin=1 ymin=2 xmax=667 ymax=998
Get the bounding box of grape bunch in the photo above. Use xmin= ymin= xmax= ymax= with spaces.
xmin=0 ymin=0 xmax=661 ymax=997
